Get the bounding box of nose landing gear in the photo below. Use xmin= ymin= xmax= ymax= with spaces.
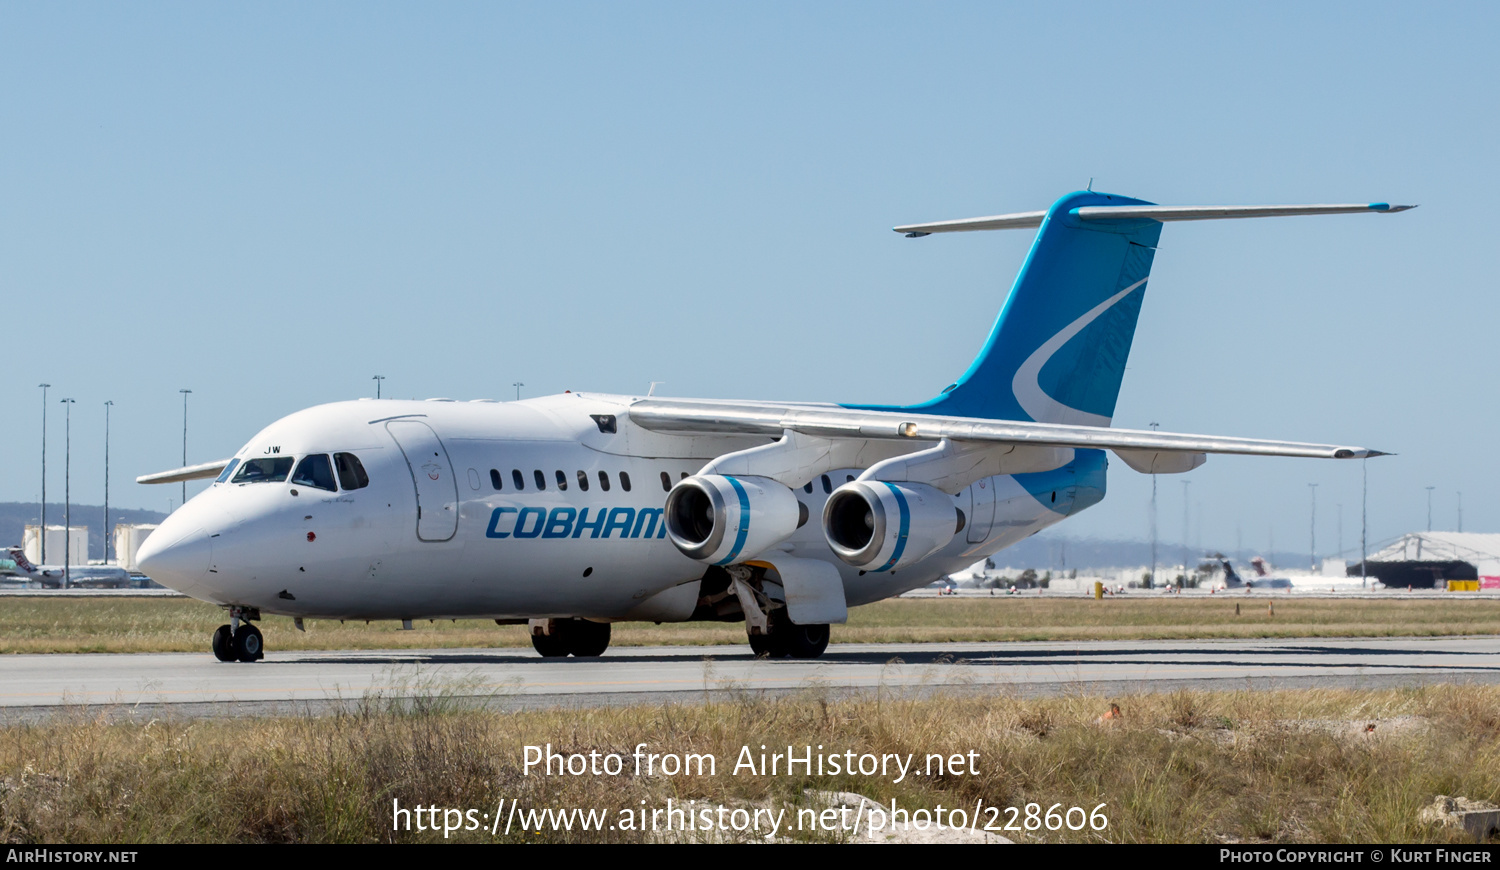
xmin=211 ymin=608 xmax=265 ymax=663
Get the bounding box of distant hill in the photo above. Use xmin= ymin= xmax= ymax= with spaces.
xmin=0 ymin=502 xmax=168 ymax=562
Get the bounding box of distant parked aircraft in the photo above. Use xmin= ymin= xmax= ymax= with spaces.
xmin=1220 ymin=557 xmax=1294 ymax=590
xmin=4 ymin=547 xmax=132 ymax=589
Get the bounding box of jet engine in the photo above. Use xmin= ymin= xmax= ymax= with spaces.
xmin=822 ymin=480 xmax=962 ymax=572
xmin=664 ymin=475 xmax=807 ymax=565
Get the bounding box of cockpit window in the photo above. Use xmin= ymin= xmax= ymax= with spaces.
xmin=335 ymin=453 xmax=370 ymax=490
xmin=231 ymin=457 xmax=295 ymax=484
xmin=292 ymin=454 xmax=338 ymax=492
xmin=216 ymin=458 xmax=241 ymax=484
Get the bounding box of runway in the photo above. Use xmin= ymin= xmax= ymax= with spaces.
xmin=4 ymin=635 xmax=1500 ymax=721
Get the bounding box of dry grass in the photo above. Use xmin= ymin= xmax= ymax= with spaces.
xmin=3 ymin=684 xmax=1500 ymax=843
xmin=4 ymin=596 xmax=1500 ymax=655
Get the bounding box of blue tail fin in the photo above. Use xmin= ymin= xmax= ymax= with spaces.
xmin=854 ymin=191 xmax=1162 ymax=424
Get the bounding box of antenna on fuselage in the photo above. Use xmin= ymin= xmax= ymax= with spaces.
xmin=648 ymin=381 xmax=665 ymax=397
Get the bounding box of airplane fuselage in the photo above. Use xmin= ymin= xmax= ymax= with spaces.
xmin=143 ymin=392 xmax=1104 ymax=622
xmin=131 ymin=190 xmax=1406 ymax=663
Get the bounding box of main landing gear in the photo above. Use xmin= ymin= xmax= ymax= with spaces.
xmin=530 ymin=618 xmax=611 ymax=658
xmin=723 ymin=566 xmax=829 ymax=659
xmin=748 ymin=616 xmax=830 ymax=659
xmin=211 ymin=608 xmax=264 ymax=663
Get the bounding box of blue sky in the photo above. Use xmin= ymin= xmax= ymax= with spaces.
xmin=2 ymin=2 xmax=1493 ymax=561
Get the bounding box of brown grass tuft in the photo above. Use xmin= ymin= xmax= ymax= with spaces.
xmin=4 ymin=684 xmax=1500 ymax=843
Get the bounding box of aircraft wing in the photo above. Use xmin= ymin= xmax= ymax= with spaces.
xmin=136 ymin=459 xmax=234 ymax=485
xmin=627 ymin=398 xmax=1383 ymax=461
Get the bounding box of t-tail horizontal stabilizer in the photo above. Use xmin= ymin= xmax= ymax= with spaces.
xmin=895 ymin=201 xmax=1417 ymax=237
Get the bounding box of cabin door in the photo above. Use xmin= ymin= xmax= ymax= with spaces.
xmin=386 ymin=420 xmax=459 ymax=542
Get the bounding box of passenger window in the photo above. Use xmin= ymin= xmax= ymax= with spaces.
xmin=512 ymin=469 xmax=525 ymax=491
xmin=216 ymin=458 xmax=241 ymax=484
xmin=555 ymin=470 xmax=568 ymax=491
xmin=660 ymin=471 xmax=671 ymax=492
xmin=291 ymin=454 xmax=338 ymax=492
xmin=534 ymin=470 xmax=546 ymax=490
xmin=232 ymin=456 xmax=295 ymax=484
xmin=577 ymin=470 xmax=590 ymax=492
xmin=820 ymin=474 xmax=832 ymax=494
xmin=335 ymin=453 xmax=369 ymax=490
xmin=803 ymin=481 xmax=813 ymax=494
xmin=490 ymin=469 xmax=503 ymax=491
xmin=681 ymin=472 xmax=689 ymax=480
xmin=847 ymin=474 xmax=855 ymax=482
xmin=599 ymin=471 xmax=611 ymax=492
xmin=620 ymin=471 xmax=631 ymax=492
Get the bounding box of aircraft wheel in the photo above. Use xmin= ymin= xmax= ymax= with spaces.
xmin=531 ymin=628 xmax=571 ymax=658
xmin=234 ymin=623 xmax=265 ymax=663
xmin=211 ymin=624 xmax=235 ymax=662
xmin=782 ymin=623 xmax=829 ymax=659
xmin=569 ymin=621 xmax=611 ymax=657
xmin=747 ymin=630 xmax=787 ymax=658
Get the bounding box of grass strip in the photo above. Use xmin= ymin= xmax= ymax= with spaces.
xmin=4 ymin=596 xmax=1500 ymax=654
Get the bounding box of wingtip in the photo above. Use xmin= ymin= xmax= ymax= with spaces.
xmin=1372 ymin=203 xmax=1418 ymax=213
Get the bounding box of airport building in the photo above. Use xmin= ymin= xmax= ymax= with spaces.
xmin=113 ymin=523 xmax=158 ymax=571
xmin=22 ymin=525 xmax=87 ymax=566
xmin=1355 ymin=532 xmax=1500 ymax=589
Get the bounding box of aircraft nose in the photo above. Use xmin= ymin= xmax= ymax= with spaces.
xmin=136 ymin=519 xmax=212 ymax=593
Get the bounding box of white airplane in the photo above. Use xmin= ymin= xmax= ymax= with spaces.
xmin=135 ymin=191 xmax=1411 ymax=663
xmin=4 ymin=546 xmax=132 ymax=589
xmin=1219 ymin=557 xmax=1294 ymax=591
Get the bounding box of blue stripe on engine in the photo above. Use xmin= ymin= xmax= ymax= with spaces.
xmin=715 ymin=475 xmax=752 ymax=566
xmin=875 ymin=482 xmax=910 ymax=572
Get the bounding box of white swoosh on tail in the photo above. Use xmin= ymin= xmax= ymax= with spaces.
xmin=1010 ymin=277 xmax=1148 ymax=427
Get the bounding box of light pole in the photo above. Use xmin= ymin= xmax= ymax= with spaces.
xmin=513 ymin=382 xmax=524 ymax=401
xmin=372 ymin=375 xmax=385 ymax=399
xmin=61 ymin=398 xmax=74 ymax=586
xmin=1361 ymin=459 xmax=1368 ymax=588
xmin=1148 ymin=422 xmax=1159 ymax=588
xmin=1308 ymin=483 xmax=1318 ymax=572
xmin=104 ymin=400 xmax=113 ymax=563
xmin=38 ymin=383 xmax=49 ymax=564
xmin=1426 ymin=486 xmax=1435 ymax=532
xmin=179 ymin=389 xmax=192 ymax=508
xmin=1181 ymin=479 xmax=1191 ymax=586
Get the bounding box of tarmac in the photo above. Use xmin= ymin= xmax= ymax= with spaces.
xmin=3 ymin=635 xmax=1497 ymax=721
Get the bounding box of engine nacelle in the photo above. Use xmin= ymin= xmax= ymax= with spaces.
xmin=664 ymin=474 xmax=807 ymax=565
xmin=822 ymin=480 xmax=961 ymax=572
